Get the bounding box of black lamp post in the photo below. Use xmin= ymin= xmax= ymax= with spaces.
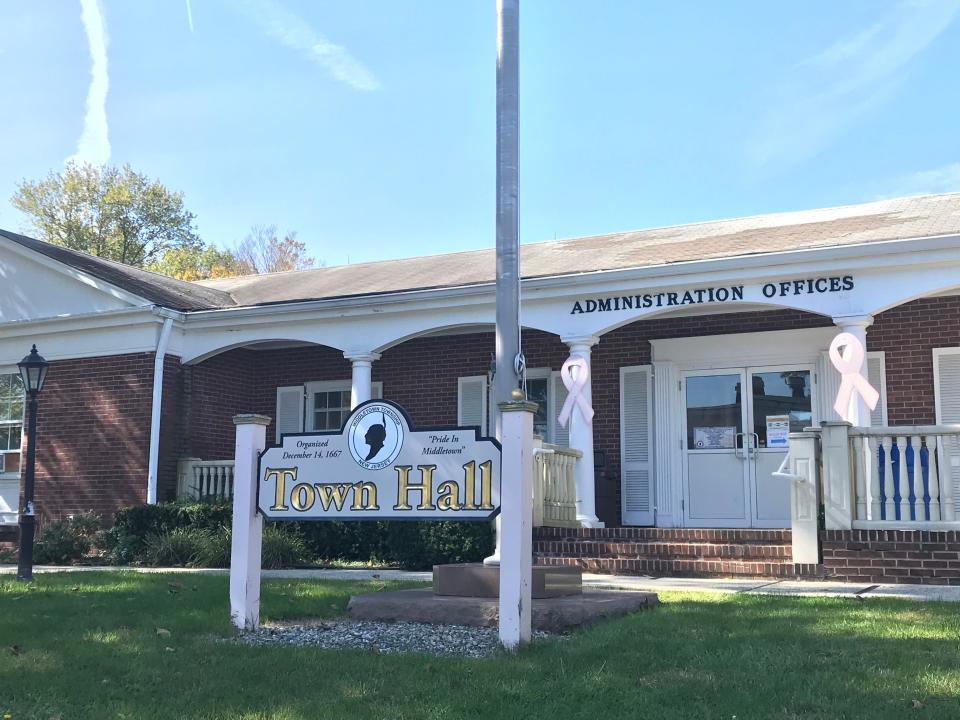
xmin=16 ymin=344 xmax=48 ymax=582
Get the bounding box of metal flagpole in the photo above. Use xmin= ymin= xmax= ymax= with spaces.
xmin=485 ymin=0 xmax=522 ymax=569
xmin=494 ymin=0 xmax=533 ymax=649
xmin=494 ymin=0 xmax=521 ymax=417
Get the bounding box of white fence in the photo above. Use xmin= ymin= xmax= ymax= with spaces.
xmin=850 ymin=425 xmax=960 ymax=527
xmin=176 ymin=458 xmax=235 ymax=502
xmin=178 ymin=447 xmax=583 ymax=528
xmin=532 ymin=441 xmax=581 ymax=528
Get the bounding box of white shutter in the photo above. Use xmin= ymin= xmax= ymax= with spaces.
xmin=457 ymin=376 xmax=487 ymax=434
xmin=866 ymin=352 xmax=888 ymax=426
xmin=620 ymin=365 xmax=654 ymax=525
xmin=934 ymin=348 xmax=960 ymax=515
xmin=817 ymin=350 xmax=841 ymax=424
xmin=550 ymin=371 xmax=570 ymax=447
xmin=817 ymin=350 xmax=887 ymax=425
xmin=275 ymin=386 xmax=305 ymax=443
xmin=372 ymin=382 xmax=383 ymax=399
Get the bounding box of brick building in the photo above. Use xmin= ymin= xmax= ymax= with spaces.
xmin=1 ymin=193 xmax=959 ymax=581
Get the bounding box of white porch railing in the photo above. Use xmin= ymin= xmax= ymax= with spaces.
xmin=178 ymin=446 xmax=582 ymax=527
xmin=849 ymin=425 xmax=960 ymax=527
xmin=176 ymin=458 xmax=235 ymax=502
xmin=532 ymin=441 xmax=581 ymax=528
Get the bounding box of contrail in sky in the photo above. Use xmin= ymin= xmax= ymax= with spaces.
xmin=67 ymin=0 xmax=110 ymax=166
xmin=185 ymin=0 xmax=194 ymax=33
xmin=237 ymin=0 xmax=380 ymax=91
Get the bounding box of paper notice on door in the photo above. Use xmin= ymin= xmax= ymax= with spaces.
xmin=766 ymin=415 xmax=791 ymax=448
xmin=693 ymin=426 xmax=737 ymax=449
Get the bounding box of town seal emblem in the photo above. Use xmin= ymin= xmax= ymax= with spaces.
xmin=347 ymin=402 xmax=405 ymax=470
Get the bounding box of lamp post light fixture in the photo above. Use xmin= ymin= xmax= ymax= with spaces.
xmin=16 ymin=344 xmax=48 ymax=582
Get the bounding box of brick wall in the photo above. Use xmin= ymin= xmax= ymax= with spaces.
xmin=181 ymin=349 xmax=256 ymax=460
xmin=30 ymin=353 xmax=156 ymax=521
xmin=821 ymin=530 xmax=960 ymax=585
xmin=868 ymin=296 xmax=960 ymax=425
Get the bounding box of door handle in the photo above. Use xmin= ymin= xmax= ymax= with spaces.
xmin=734 ymin=432 xmax=747 ymax=460
xmin=749 ymin=432 xmax=760 ymax=460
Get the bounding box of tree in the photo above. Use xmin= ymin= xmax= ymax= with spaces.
xmin=11 ymin=162 xmax=201 ymax=267
xmin=234 ymin=224 xmax=316 ymax=274
xmin=145 ymin=245 xmax=243 ymax=281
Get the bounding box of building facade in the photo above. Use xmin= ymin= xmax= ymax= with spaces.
xmin=2 ymin=194 xmax=959 ymax=580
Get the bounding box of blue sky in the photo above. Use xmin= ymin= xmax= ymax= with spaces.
xmin=1 ymin=0 xmax=959 ymax=267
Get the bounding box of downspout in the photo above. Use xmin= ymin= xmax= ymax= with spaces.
xmin=147 ymin=317 xmax=174 ymax=504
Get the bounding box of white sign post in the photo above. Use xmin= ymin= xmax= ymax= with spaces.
xmin=229 ymin=401 xmax=501 ymax=632
xmin=498 ymin=396 xmax=535 ymax=650
xmin=230 ymin=413 xmax=270 ymax=631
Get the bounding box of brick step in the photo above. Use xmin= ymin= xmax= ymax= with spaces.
xmin=534 ymin=527 xmax=791 ymax=544
xmin=534 ymin=540 xmax=791 ymax=560
xmin=535 ymin=554 xmax=823 ymax=579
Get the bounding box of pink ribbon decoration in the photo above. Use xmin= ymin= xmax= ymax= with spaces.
xmin=829 ymin=332 xmax=879 ymax=421
xmin=557 ymin=356 xmax=595 ymax=429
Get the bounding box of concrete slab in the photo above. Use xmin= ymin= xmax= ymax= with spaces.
xmin=433 ymin=563 xmax=581 ymax=598
xmin=347 ymin=588 xmax=658 ymax=632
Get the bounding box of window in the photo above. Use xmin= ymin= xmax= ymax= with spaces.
xmin=526 ymin=374 xmax=550 ymax=439
xmin=300 ymin=380 xmax=383 ymax=433
xmin=0 ymin=374 xmax=24 ymax=475
xmin=311 ymin=388 xmax=352 ymax=431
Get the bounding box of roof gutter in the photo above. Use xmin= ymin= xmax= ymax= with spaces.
xmin=147 ymin=317 xmax=174 ymax=504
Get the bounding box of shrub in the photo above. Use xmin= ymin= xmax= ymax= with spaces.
xmin=103 ymin=502 xmax=232 ymax=564
xmin=297 ymin=519 xmax=494 ymax=569
xmin=141 ymin=527 xmax=206 ymax=566
xmin=382 ymin=521 xmax=495 ymax=569
xmin=34 ymin=519 xmax=92 ymax=565
xmin=261 ymin=524 xmax=307 ymax=569
xmin=66 ymin=511 xmax=102 ymax=544
xmin=193 ymin=526 xmax=232 ymax=568
xmin=102 ymin=500 xmax=494 ymax=569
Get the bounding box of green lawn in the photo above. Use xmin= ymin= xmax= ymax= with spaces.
xmin=2 ymin=573 xmax=959 ymax=719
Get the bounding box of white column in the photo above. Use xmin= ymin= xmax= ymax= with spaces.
xmin=498 ymin=396 xmax=535 ymax=650
xmin=344 ymin=352 xmax=380 ymax=409
xmin=229 ymin=413 xmax=270 ymax=631
xmin=832 ymin=315 xmax=874 ymax=427
xmin=562 ymin=335 xmax=603 ymax=528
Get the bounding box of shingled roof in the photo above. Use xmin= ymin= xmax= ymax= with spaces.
xmin=3 ymin=193 xmax=959 ymax=312
xmin=198 ymin=193 xmax=960 ymax=307
xmin=0 ymin=229 xmax=236 ymax=311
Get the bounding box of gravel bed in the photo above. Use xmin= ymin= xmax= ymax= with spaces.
xmin=240 ymin=620 xmax=554 ymax=658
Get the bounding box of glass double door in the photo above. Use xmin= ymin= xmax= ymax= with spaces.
xmin=681 ymin=365 xmax=815 ymax=528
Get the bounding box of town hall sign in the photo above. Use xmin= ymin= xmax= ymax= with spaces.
xmin=257 ymin=400 xmax=501 ymax=521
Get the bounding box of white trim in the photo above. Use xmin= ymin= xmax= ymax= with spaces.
xmin=147 ymin=318 xmax=173 ymax=504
